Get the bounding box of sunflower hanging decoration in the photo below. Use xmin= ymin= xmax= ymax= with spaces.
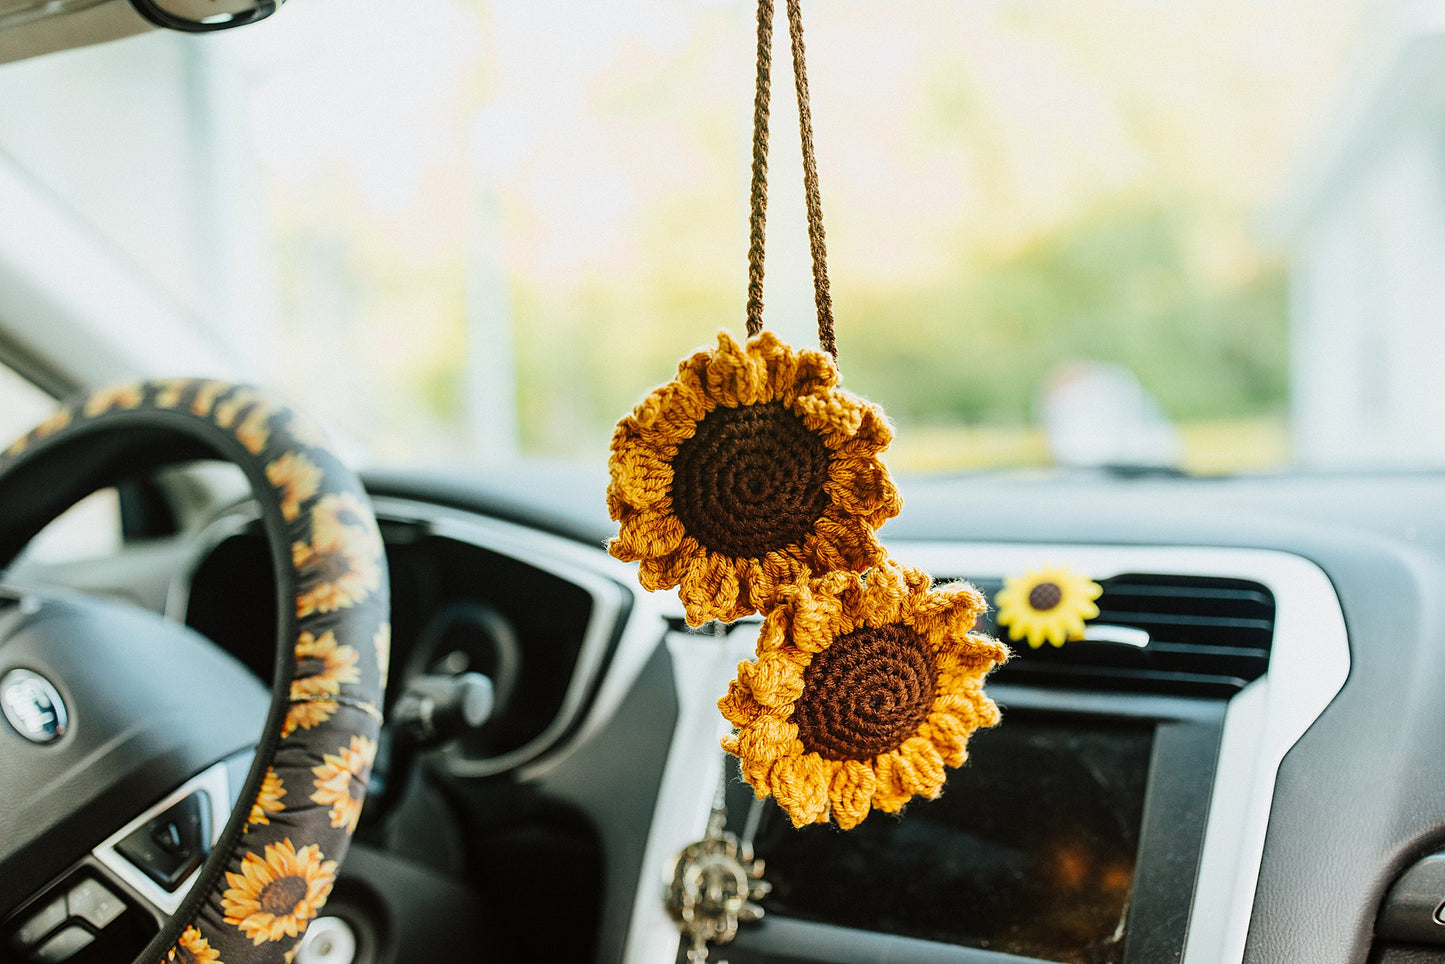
xmin=994 ymin=565 xmax=1103 ymax=649
xmin=608 ymin=331 xmax=900 ymax=625
xmin=719 ymin=562 xmax=1009 ymax=828
xmin=606 ymin=0 xmax=905 ymax=627
xmin=608 ymin=0 xmax=1011 ymax=834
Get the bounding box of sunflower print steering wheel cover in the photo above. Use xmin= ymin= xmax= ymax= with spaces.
xmin=0 ymin=379 xmax=389 ymax=964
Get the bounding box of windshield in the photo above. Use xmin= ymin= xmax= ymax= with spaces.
xmin=0 ymin=0 xmax=1402 ymax=475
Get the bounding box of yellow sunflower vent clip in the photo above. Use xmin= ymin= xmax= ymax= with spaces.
xmin=995 ymin=565 xmax=1103 ymax=649
xmin=607 ymin=0 xmax=1008 ymax=830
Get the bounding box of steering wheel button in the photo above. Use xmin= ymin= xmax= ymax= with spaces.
xmin=65 ymin=879 xmax=124 ymax=930
xmin=115 ymin=791 xmax=210 ymax=891
xmin=31 ymin=925 xmax=93 ymax=962
xmin=9 ymin=897 xmax=65 ymax=949
xmin=153 ymin=821 xmax=183 ymax=854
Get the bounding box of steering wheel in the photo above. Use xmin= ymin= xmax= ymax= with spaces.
xmin=0 ymin=379 xmax=389 ymax=964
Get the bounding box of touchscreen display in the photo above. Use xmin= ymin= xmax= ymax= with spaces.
xmin=736 ymin=713 xmax=1154 ymax=964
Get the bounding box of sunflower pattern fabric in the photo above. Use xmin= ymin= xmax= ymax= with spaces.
xmin=995 ymin=565 xmax=1103 ymax=649
xmin=718 ymin=562 xmax=1008 ymax=828
xmin=608 ymin=330 xmax=901 ymax=626
xmin=0 ymin=379 xmax=390 ymax=964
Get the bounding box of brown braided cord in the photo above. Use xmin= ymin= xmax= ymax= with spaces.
xmin=745 ymin=0 xmax=837 ymax=360
xmin=745 ymin=0 xmax=773 ymax=340
xmin=786 ymin=0 xmax=836 ymax=359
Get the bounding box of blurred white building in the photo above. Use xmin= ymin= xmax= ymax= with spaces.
xmin=1281 ymin=5 xmax=1445 ymax=468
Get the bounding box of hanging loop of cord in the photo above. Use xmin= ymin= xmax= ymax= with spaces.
xmin=744 ymin=0 xmax=837 ymax=360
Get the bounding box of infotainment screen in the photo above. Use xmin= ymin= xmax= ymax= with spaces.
xmin=733 ymin=712 xmax=1155 ymax=964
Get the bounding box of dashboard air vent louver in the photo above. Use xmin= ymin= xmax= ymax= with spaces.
xmin=970 ymin=573 xmax=1275 ymax=696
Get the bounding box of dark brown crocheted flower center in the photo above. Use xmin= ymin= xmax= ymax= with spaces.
xmin=793 ymin=624 xmax=938 ymax=761
xmin=1028 ymin=581 xmax=1062 ymax=611
xmin=259 ymin=875 xmax=307 ymax=916
xmin=670 ymin=402 xmax=831 ymax=559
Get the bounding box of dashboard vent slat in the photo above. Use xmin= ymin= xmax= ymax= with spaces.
xmin=971 ymin=573 xmax=1276 ymax=697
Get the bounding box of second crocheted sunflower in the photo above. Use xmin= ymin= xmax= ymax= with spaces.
xmin=608 ymin=330 xmax=901 ymax=626
xmin=719 ymin=562 xmax=1009 ymax=828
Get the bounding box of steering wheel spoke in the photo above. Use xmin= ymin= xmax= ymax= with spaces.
xmin=3 ymin=754 xmax=250 ymax=962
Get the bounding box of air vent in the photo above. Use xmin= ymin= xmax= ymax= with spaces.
xmin=970 ymin=573 xmax=1275 ymax=696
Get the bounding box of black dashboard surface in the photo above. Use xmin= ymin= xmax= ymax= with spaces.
xmin=364 ymin=464 xmax=1445 ymax=963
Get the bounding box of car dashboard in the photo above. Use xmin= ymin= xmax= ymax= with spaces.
xmin=17 ymin=465 xmax=1445 ymax=964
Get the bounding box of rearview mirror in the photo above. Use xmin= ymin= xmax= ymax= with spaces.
xmin=129 ymin=0 xmax=280 ymax=32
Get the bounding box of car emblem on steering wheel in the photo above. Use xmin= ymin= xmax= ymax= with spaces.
xmin=0 ymin=668 xmax=68 ymax=744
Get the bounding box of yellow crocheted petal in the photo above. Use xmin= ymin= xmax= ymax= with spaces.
xmin=919 ymin=709 xmax=975 ymax=768
xmin=609 ymin=505 xmax=686 ymax=560
xmin=834 ymin=397 xmax=895 ymax=455
xmin=768 ymin=753 xmax=832 ymax=827
xmin=628 ymin=377 xmax=710 ymax=438
xmin=871 ymin=752 xmax=913 ymax=813
xmin=809 ymin=514 xmax=886 ymax=574
xmin=896 ymin=736 xmax=948 ymax=799
xmin=734 ymin=714 xmax=801 ymax=765
xmin=786 ymin=348 xmax=842 ymax=401
xmin=755 ymin=610 xmax=792 ymax=654
xmin=606 ymin=442 xmax=674 ymax=511
xmin=747 ymin=331 xmax=799 ymax=404
xmin=791 ymin=389 xmax=868 ymax=445
xmin=741 ymin=552 xmax=807 ymax=617
xmin=862 ymin=475 xmax=904 ymax=529
xmin=828 ymin=759 xmax=879 ymax=830
xmin=718 ymin=675 xmax=765 ymax=728
xmin=783 ymin=569 xmax=859 ymax=653
xmin=676 ymin=550 xmax=735 ymax=606
xmin=922 ymin=579 xmax=989 ymax=623
xmin=825 ymin=453 xmax=898 ymax=519
xmin=933 ymin=682 xmax=1003 ymax=731
xmin=855 ymin=559 xmax=912 ymax=629
xmin=678 ymin=555 xmax=748 ymax=626
xmin=910 ymin=581 xmax=990 ymax=646
xmin=738 ymin=649 xmax=809 ymax=709
xmin=672 ymin=347 xmax=716 ymax=402
xmin=732 ymin=747 xmax=777 ymax=796
xmin=635 ymin=538 xmax=702 ymax=592
xmin=960 ymin=633 xmax=1013 ymax=670
xmin=715 ymin=595 xmax=761 ymax=626
xmin=933 ymin=637 xmax=1009 ymax=683
xmin=702 ymin=331 xmax=769 ymax=407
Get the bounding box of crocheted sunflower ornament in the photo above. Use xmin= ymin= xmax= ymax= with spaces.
xmin=608 ymin=0 xmax=1008 ymax=831
xmin=718 ymin=562 xmax=1008 ymax=828
xmin=605 ymin=0 xmax=905 ymax=627
xmin=607 ymin=331 xmax=900 ymax=626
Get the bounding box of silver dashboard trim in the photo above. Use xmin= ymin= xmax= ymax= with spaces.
xmin=168 ymin=495 xmax=658 ymax=780
xmin=370 ymin=497 xmax=633 ymax=779
xmin=622 ymin=542 xmax=1350 ymax=964
xmin=92 ymin=757 xmax=236 ymax=917
xmin=361 ymin=499 xmax=676 ymax=783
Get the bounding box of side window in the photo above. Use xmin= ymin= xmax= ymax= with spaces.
xmin=0 ymin=367 xmax=123 ymax=564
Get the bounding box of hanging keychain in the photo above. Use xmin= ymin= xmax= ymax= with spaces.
xmin=606 ymin=0 xmax=901 ymax=628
